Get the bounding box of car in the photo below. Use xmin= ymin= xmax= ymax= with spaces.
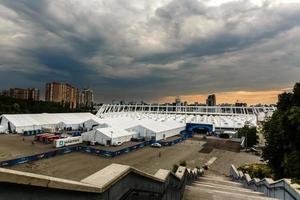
xmin=151 ymin=142 xmax=162 ymax=148
xmin=112 ymin=141 xmax=123 ymax=146
xmin=131 ymin=137 xmax=145 ymax=142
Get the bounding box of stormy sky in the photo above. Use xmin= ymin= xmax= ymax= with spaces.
xmin=0 ymin=0 xmax=299 ymax=104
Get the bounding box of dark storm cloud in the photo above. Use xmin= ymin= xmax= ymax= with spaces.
xmin=0 ymin=0 xmax=300 ymax=102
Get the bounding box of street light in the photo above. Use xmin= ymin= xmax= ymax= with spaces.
xmin=110 ymin=131 xmax=113 ymax=146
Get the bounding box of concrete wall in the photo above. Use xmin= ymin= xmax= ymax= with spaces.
xmin=0 ymin=163 xmax=204 ymax=200
xmin=0 ymin=183 xmax=103 ymax=200
xmin=229 ymin=165 xmax=300 ymax=200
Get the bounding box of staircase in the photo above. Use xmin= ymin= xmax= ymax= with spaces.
xmin=183 ymin=175 xmax=278 ymax=200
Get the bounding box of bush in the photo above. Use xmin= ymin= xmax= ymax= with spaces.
xmin=238 ymin=163 xmax=273 ymax=179
xmin=291 ymin=178 xmax=300 ymax=185
xmin=179 ymin=160 xmax=187 ymax=166
xmin=237 ymin=124 xmax=258 ymax=148
xmin=172 ymin=164 xmax=179 ymax=173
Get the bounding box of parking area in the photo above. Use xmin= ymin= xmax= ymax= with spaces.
xmin=9 ymin=140 xmax=205 ymax=180
xmin=4 ymin=135 xmax=262 ymax=181
xmin=0 ymin=134 xmax=148 ymax=161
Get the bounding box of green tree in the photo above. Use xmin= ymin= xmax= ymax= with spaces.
xmin=262 ymin=82 xmax=300 ymax=180
xmin=179 ymin=160 xmax=187 ymax=166
xmin=237 ymin=124 xmax=258 ymax=148
xmin=0 ymin=95 xmax=92 ymax=115
xmin=172 ymin=164 xmax=179 ymax=173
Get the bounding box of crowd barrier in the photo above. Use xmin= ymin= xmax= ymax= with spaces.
xmin=0 ymin=146 xmax=79 ymax=167
xmin=80 ymin=140 xmax=155 ymax=157
xmin=0 ymin=132 xmax=193 ymax=167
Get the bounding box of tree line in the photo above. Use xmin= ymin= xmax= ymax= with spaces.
xmin=262 ymin=82 xmax=300 ymax=180
xmin=0 ymin=95 xmax=93 ymax=115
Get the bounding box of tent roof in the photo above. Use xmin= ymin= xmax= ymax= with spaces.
xmin=2 ymin=113 xmax=97 ymax=127
xmin=95 ymin=127 xmax=133 ymax=139
xmin=88 ymin=116 xmax=185 ymax=134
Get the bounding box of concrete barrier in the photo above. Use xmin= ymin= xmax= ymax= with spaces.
xmin=229 ymin=165 xmax=300 ymax=200
xmin=0 ymin=163 xmax=205 ymax=200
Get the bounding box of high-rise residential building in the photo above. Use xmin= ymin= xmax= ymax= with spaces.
xmin=175 ymin=96 xmax=181 ymax=106
xmin=80 ymin=88 xmax=94 ymax=107
xmin=45 ymin=82 xmax=77 ymax=109
xmin=27 ymin=88 xmax=40 ymax=101
xmin=1 ymin=88 xmax=39 ymax=101
xmin=206 ymin=94 xmax=216 ymax=106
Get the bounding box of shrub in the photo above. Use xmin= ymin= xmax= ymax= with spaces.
xmin=291 ymin=178 xmax=300 ymax=185
xmin=179 ymin=160 xmax=187 ymax=166
xmin=172 ymin=164 xmax=179 ymax=173
xmin=238 ymin=163 xmax=273 ymax=179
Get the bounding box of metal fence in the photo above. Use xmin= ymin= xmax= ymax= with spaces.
xmin=0 ymin=146 xmax=79 ymax=167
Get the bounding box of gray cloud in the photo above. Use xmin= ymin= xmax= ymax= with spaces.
xmin=0 ymin=0 xmax=300 ymax=102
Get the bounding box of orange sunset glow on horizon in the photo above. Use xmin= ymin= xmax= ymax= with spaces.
xmin=160 ymin=88 xmax=293 ymax=105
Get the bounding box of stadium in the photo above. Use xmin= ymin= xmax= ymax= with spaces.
xmin=0 ymin=105 xmax=275 ymax=145
xmin=1 ymin=104 xmax=299 ymax=200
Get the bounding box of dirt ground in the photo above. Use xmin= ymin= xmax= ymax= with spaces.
xmin=7 ymin=136 xmax=262 ymax=181
xmin=0 ymin=134 xmax=55 ymax=161
xmin=9 ymin=140 xmax=205 ymax=180
xmin=191 ymin=136 xmax=241 ymax=153
xmin=0 ymin=134 xmax=148 ymax=160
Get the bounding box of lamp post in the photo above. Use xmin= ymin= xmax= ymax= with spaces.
xmin=110 ymin=131 xmax=113 ymax=146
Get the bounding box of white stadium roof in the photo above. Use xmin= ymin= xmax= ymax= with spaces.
xmin=100 ymin=113 xmax=257 ymax=129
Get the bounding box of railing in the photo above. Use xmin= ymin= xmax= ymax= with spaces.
xmin=229 ymin=165 xmax=300 ymax=200
xmin=97 ymin=104 xmax=276 ymax=116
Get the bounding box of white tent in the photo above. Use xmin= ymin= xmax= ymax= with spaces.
xmin=0 ymin=113 xmax=98 ymax=133
xmin=0 ymin=125 xmax=6 ymax=133
xmin=81 ymin=115 xmax=186 ymax=144
xmin=81 ymin=118 xmax=106 ymax=131
xmin=82 ymin=127 xmax=137 ymax=145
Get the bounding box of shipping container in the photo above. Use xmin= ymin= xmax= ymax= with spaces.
xmin=35 ymin=133 xmax=50 ymax=141
xmin=39 ymin=134 xmax=54 ymax=142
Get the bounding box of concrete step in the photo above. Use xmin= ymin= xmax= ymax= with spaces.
xmin=184 ymin=185 xmax=278 ymax=200
xmin=192 ymin=181 xmax=255 ymax=192
xmin=191 ymin=182 xmax=265 ymax=197
xmin=202 ymin=174 xmax=232 ymax=181
xmin=197 ymin=176 xmax=245 ymax=188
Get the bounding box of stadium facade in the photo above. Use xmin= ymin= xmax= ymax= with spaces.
xmin=0 ymin=105 xmax=276 ymax=145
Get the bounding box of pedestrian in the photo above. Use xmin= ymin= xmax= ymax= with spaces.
xmin=22 ymin=137 xmax=25 ymax=142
